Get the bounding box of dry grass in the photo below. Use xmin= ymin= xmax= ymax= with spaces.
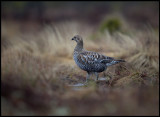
xmin=1 ymin=20 xmax=159 ymax=115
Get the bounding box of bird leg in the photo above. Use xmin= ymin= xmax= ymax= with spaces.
xmin=103 ymin=72 xmax=106 ymax=77
xmin=85 ymin=72 xmax=90 ymax=84
xmin=94 ymin=72 xmax=99 ymax=81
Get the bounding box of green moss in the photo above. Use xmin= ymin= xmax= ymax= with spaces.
xmin=100 ymin=18 xmax=122 ymax=34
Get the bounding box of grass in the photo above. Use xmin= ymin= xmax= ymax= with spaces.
xmin=1 ymin=20 xmax=159 ymax=116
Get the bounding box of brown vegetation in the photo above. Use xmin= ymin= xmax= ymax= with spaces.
xmin=1 ymin=18 xmax=159 ymax=115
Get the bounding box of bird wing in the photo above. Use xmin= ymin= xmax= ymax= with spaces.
xmin=77 ymin=51 xmax=113 ymax=65
xmin=100 ymin=56 xmax=114 ymax=64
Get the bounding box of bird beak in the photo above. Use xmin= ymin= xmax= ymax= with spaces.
xmin=71 ymin=38 xmax=74 ymax=41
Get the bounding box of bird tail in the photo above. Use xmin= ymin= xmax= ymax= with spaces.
xmin=116 ymin=59 xmax=126 ymax=62
xmin=106 ymin=59 xmax=125 ymax=66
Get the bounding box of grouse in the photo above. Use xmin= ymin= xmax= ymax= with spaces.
xmin=71 ymin=35 xmax=125 ymax=83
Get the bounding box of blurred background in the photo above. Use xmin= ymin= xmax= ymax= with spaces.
xmin=1 ymin=1 xmax=159 ymax=116
xmin=2 ymin=1 xmax=159 ymax=32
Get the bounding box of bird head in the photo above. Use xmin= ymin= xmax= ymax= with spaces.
xmin=71 ymin=35 xmax=83 ymax=43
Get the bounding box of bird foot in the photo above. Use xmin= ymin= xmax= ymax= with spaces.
xmin=68 ymin=83 xmax=85 ymax=87
xmin=98 ymin=77 xmax=107 ymax=81
xmin=96 ymin=77 xmax=111 ymax=81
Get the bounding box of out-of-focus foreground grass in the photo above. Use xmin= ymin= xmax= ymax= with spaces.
xmin=1 ymin=17 xmax=159 ymax=115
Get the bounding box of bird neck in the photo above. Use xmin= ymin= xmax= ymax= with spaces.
xmin=74 ymin=41 xmax=83 ymax=52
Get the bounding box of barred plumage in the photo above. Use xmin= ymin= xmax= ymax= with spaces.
xmin=71 ymin=35 xmax=125 ymax=83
